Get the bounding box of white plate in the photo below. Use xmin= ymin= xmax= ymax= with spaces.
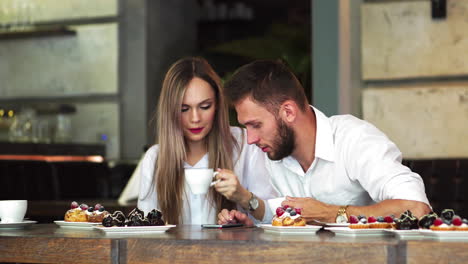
xmin=0 ymin=220 xmax=37 ymax=229
xmin=325 ymin=223 xmax=350 ymax=227
xmin=258 ymin=224 xmax=321 ymax=234
xmin=54 ymin=220 xmax=101 ymax=229
xmin=385 ymin=229 xmax=424 ymax=239
xmin=419 ymin=229 xmax=468 ymax=240
xmin=325 ymin=227 xmax=390 ymax=237
xmin=93 ymin=225 xmax=176 ymax=234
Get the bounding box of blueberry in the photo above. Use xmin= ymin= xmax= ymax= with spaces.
xmin=357 ymin=215 xmax=366 ymax=220
xmin=99 ymin=207 xmax=105 ymax=212
xmin=463 ymin=218 xmax=468 ymax=225
xmin=285 ymin=207 xmax=292 ymax=213
xmin=87 ymin=207 xmax=93 ymax=212
xmin=290 ymin=210 xmax=297 ymax=216
xmin=376 ymin=216 xmax=385 ymax=222
xmin=359 ymin=218 xmax=367 ymax=224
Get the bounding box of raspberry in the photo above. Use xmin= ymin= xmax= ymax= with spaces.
xmin=276 ymin=207 xmax=285 ymax=217
xmin=368 ymin=216 xmax=377 ymax=223
xmin=452 ymin=216 xmax=462 ymax=226
xmin=433 ymin=218 xmax=443 ymax=226
xmin=79 ymin=204 xmax=89 ymax=210
xmin=384 ymin=216 xmax=394 ymax=223
xmin=283 ymin=205 xmax=290 ymax=210
xmin=71 ymin=201 xmax=79 ymax=209
xmin=94 ymin=204 xmax=102 ymax=211
xmin=294 ymin=208 xmax=302 ymax=215
xmin=349 ymin=215 xmax=359 ymax=224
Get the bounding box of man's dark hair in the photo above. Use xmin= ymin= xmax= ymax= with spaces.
xmin=224 ymin=60 xmax=309 ymax=114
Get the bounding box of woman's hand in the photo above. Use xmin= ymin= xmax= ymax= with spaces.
xmin=217 ymin=209 xmax=254 ymax=227
xmin=213 ymin=169 xmax=250 ymax=205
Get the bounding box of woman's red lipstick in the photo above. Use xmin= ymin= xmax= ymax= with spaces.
xmin=189 ymin=127 xmax=204 ymax=134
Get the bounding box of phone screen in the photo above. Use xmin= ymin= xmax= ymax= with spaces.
xmin=201 ymin=223 xmax=244 ymax=229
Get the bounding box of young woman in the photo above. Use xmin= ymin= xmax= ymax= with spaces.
xmin=138 ymin=57 xmax=277 ymax=225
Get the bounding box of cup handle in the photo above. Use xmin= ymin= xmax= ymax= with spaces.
xmin=210 ymin=171 xmax=220 ymax=187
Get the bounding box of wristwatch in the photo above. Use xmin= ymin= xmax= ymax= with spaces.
xmin=248 ymin=192 xmax=259 ymax=211
xmin=335 ymin=205 xmax=349 ymax=223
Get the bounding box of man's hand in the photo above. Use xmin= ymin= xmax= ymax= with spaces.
xmin=283 ymin=197 xmax=432 ymax=223
xmin=282 ymin=196 xmax=337 ymax=223
xmin=217 ymin=209 xmax=254 ymax=227
xmin=213 ymin=169 xmax=250 ymax=205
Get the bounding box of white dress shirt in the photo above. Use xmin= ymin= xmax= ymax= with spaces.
xmin=266 ymin=106 xmax=430 ymax=213
xmin=138 ymin=127 xmax=278 ymax=225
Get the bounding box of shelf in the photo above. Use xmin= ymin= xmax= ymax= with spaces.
xmin=0 ymin=141 xmax=105 ymax=157
xmin=0 ymin=94 xmax=118 ymax=104
xmin=0 ymin=26 xmax=76 ymax=40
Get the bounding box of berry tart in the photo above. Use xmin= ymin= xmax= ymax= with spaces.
xmin=454 ymin=217 xmax=468 ymax=231
xmin=429 ymin=208 xmax=456 ymax=231
xmin=430 ymin=217 xmax=453 ymax=231
xmin=64 ymin=202 xmax=110 ymax=222
xmin=272 ymin=205 xmax=306 ymax=226
xmin=64 ymin=202 xmax=90 ymax=222
xmin=370 ymin=215 xmax=395 ymax=229
xmin=349 ymin=215 xmax=369 ymax=229
xmin=87 ymin=204 xmax=110 ymax=222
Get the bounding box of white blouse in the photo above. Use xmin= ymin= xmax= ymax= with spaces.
xmin=138 ymin=127 xmax=278 ymax=225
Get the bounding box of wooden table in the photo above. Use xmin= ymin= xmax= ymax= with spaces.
xmin=0 ymin=224 xmax=467 ymax=264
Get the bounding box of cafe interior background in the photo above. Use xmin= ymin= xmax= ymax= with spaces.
xmin=0 ymin=0 xmax=467 ymax=222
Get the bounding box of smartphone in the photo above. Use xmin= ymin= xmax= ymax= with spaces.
xmin=201 ymin=223 xmax=244 ymax=229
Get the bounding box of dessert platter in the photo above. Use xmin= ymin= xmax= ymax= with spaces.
xmin=94 ymin=208 xmax=175 ymax=234
xmin=260 ymin=205 xmax=321 ymax=234
xmin=325 ymin=213 xmax=397 ymax=237
xmin=326 ymin=208 xmax=468 ymax=240
xmin=55 ymin=201 xmax=175 ymax=233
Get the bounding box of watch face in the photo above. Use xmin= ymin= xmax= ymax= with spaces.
xmin=249 ymin=197 xmax=259 ymax=211
xmin=336 ymin=215 xmax=348 ymax=224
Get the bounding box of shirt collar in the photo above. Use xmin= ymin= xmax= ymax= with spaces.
xmin=278 ymin=105 xmax=335 ymax=165
xmin=312 ymin=106 xmax=335 ymax=162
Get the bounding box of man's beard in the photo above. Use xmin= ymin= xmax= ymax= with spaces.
xmin=267 ymin=119 xmax=296 ymax=160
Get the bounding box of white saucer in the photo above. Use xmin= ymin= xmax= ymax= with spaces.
xmin=94 ymin=225 xmax=176 ymax=234
xmin=54 ymin=220 xmax=101 ymax=229
xmin=259 ymin=224 xmax=321 ymax=234
xmin=0 ymin=220 xmax=37 ymax=229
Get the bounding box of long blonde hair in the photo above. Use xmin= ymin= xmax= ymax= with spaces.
xmin=154 ymin=57 xmax=237 ymax=224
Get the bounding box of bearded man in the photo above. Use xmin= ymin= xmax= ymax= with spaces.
xmin=218 ymin=60 xmax=431 ymax=225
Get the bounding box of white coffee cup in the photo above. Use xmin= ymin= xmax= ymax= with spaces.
xmin=0 ymin=200 xmax=27 ymax=223
xmin=185 ymin=168 xmax=219 ymax=195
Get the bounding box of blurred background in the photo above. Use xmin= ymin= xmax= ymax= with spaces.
xmin=0 ymin=0 xmax=467 ymax=220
